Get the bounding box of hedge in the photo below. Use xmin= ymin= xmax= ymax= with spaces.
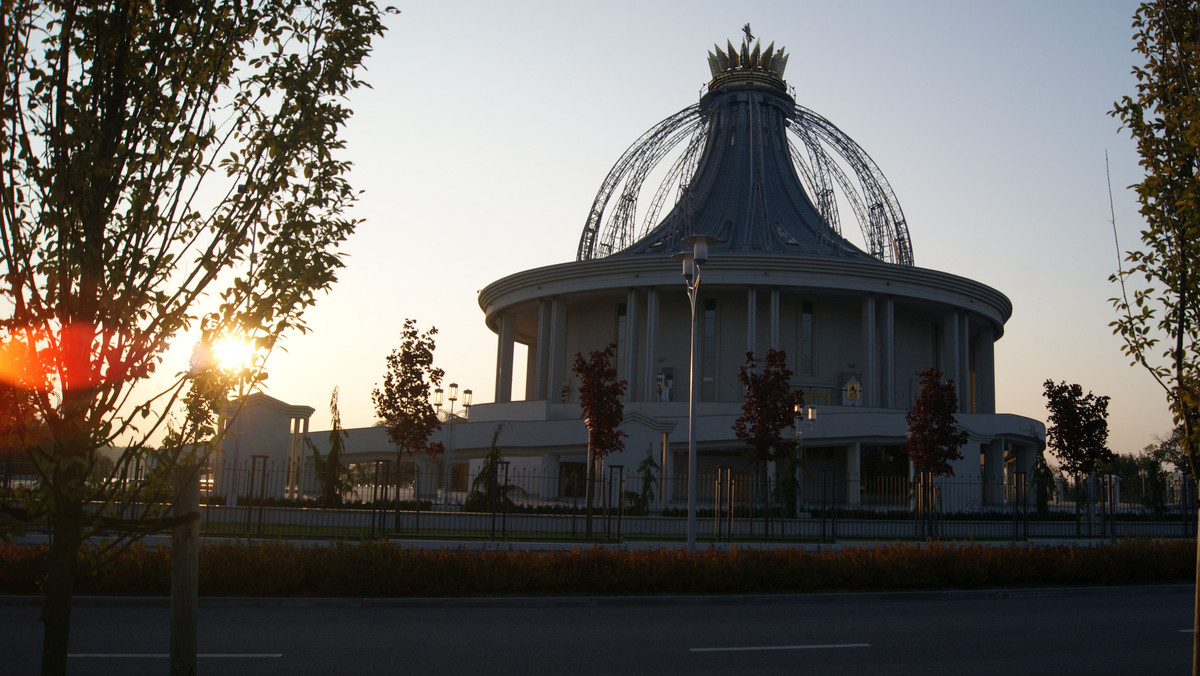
xmin=0 ymin=539 xmax=1192 ymax=597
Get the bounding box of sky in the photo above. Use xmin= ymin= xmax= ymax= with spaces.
xmin=228 ymin=0 xmax=1170 ymax=455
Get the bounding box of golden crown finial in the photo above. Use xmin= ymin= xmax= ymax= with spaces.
xmin=707 ymin=28 xmax=788 ymax=82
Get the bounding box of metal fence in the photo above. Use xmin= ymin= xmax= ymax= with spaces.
xmin=3 ymin=456 xmax=1196 ymax=543
xmin=190 ymin=460 xmax=1199 ymax=542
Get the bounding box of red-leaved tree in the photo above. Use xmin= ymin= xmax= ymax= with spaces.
xmin=733 ymin=348 xmax=805 ymax=463
xmin=733 ymin=349 xmax=805 ymax=515
xmin=573 ymin=343 xmax=626 ymax=536
xmin=905 ymin=368 xmax=969 ymax=477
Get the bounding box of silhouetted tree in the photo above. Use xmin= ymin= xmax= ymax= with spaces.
xmin=372 ymin=319 xmax=445 ymax=460
xmin=1043 ymin=379 xmax=1113 ymax=481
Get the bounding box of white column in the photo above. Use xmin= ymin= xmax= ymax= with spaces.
xmin=941 ymin=311 xmax=961 ymax=409
xmin=746 ymin=287 xmax=757 ymax=358
xmin=624 ymin=290 xmax=639 ymax=399
xmin=642 ymin=288 xmax=660 ymax=401
xmin=862 ymin=296 xmax=877 ymax=408
xmin=534 ymin=300 xmax=551 ymax=400
xmin=976 ymin=325 xmax=996 ymax=414
xmin=958 ymin=314 xmax=971 ymax=413
xmin=846 ymin=442 xmax=861 ymax=506
xmin=547 ymin=298 xmax=567 ymax=403
xmin=494 ymin=311 xmax=515 ymax=403
xmin=524 ymin=342 xmax=538 ymax=401
xmin=662 ymin=440 xmax=676 ymax=508
xmin=769 ymin=287 xmax=780 ymax=348
xmin=982 ymin=439 xmax=1005 ymax=505
xmin=882 ymin=297 xmax=895 ymax=408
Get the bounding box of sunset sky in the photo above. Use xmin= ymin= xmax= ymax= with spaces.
xmin=226 ymin=0 xmax=1169 ymax=457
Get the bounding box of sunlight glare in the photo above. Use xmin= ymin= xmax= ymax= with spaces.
xmin=211 ymin=335 xmax=255 ymax=372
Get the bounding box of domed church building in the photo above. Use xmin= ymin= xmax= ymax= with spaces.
xmin=448 ymin=28 xmax=1045 ymax=509
xmin=240 ymin=28 xmax=1046 ymax=513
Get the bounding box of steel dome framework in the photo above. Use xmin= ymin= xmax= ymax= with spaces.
xmin=575 ymin=38 xmax=914 ymax=267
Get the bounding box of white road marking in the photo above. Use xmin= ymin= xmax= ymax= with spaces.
xmin=691 ymin=643 xmax=870 ymax=653
xmin=1179 ymin=630 xmax=1194 ymax=634
xmin=70 ymin=653 xmax=282 ymax=658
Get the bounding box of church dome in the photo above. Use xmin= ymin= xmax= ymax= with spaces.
xmin=576 ymin=27 xmax=914 ymax=266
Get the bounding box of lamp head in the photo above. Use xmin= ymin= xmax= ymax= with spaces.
xmin=682 ymin=235 xmax=717 ymax=266
xmin=463 ymin=388 xmax=473 ymax=407
xmin=448 ymin=382 xmax=459 ymax=402
xmin=671 ymin=250 xmax=696 ymax=282
xmin=433 ymin=387 xmax=444 ymax=407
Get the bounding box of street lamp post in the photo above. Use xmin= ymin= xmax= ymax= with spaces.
xmin=674 ymin=235 xmax=716 ymax=552
xmin=435 ymin=383 xmax=472 ymax=507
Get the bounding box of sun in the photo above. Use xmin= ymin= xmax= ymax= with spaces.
xmin=211 ymin=335 xmax=255 ymax=372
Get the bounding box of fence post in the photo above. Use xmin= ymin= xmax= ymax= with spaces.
xmin=725 ymin=468 xmax=734 ymax=541
xmin=617 ymin=467 xmax=625 ymax=542
xmin=601 ymin=463 xmax=610 ymax=541
xmin=1020 ymin=472 xmax=1029 ymax=541
xmin=501 ymin=462 xmax=510 ymax=541
xmin=821 ymin=469 xmax=832 ymax=543
xmin=413 ymin=465 xmax=422 ymax=535
xmin=242 ymin=459 xmax=255 ymax=535
xmin=713 ymin=468 xmax=723 ymax=542
xmin=369 ymin=460 xmax=384 ymax=539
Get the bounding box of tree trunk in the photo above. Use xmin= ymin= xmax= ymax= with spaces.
xmin=171 ymin=465 xmax=200 ymax=676
xmin=41 ymin=496 xmax=83 ymax=676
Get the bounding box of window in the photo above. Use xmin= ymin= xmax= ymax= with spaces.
xmin=800 ymin=302 xmax=814 ymax=377
xmin=702 ymin=298 xmax=717 ymax=400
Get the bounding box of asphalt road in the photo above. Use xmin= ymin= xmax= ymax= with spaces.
xmin=2 ymin=586 xmax=1192 ymax=675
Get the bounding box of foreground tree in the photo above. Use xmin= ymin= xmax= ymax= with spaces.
xmin=1042 ymin=380 xmax=1113 ymax=481
xmin=573 ymin=343 xmax=626 ymax=537
xmin=1110 ymin=5 xmax=1200 ymax=668
xmin=904 ymin=368 xmax=969 ymax=477
xmin=372 ymin=319 xmax=445 ymax=461
xmin=733 ymin=349 xmax=805 ymax=515
xmin=0 ymin=3 xmax=391 ymax=673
